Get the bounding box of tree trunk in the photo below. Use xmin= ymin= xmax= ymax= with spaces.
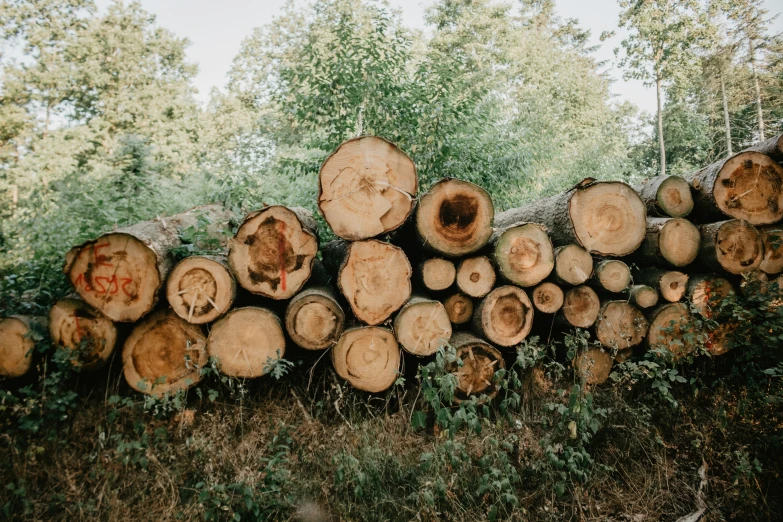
xmin=627 ymin=285 xmax=659 ymax=309
xmin=122 ymin=309 xmax=207 ymax=396
xmin=494 ymin=179 xmax=646 ymax=257
xmin=589 ymin=259 xmax=631 ymax=293
xmin=166 ymin=255 xmax=236 ymax=324
xmin=684 ymin=151 xmax=783 ymax=224
xmin=393 ymin=296 xmax=452 ymax=357
xmin=759 ymin=225 xmax=783 ymax=275
xmin=229 ymin=205 xmax=319 ymax=300
xmin=285 ymin=287 xmax=345 ymax=350
xmin=318 ymin=136 xmax=417 ymax=240
xmin=331 ymin=325 xmax=400 ymax=393
xmin=531 ymin=282 xmax=564 ymax=314
xmin=558 ymin=285 xmax=600 ymax=328
xmin=0 ymin=316 xmax=45 ymax=378
xmin=64 ymin=204 xmax=232 ymax=322
xmin=207 ymin=307 xmax=286 ymax=378
xmin=636 ymin=175 xmax=694 ymax=218
xmin=637 ymin=217 xmax=700 ymax=268
xmin=687 ymin=275 xmax=734 ymax=319
xmin=697 ymin=220 xmax=763 ymax=274
xmin=574 ymin=348 xmax=612 ymax=385
xmin=634 ymin=268 xmax=688 ymax=303
xmin=750 ymin=43 xmax=765 ymax=141
xmin=442 ymin=292 xmax=474 ymax=325
xmin=455 ymin=256 xmax=496 ymax=298
xmin=720 ymin=71 xmax=733 ymax=156
xmin=743 ymin=134 xmax=783 ymax=163
xmin=594 ymin=301 xmax=648 ymax=350
xmin=657 ymin=74 xmax=666 ymax=177
xmin=471 ymin=285 xmax=534 ymax=347
xmin=49 ymin=297 xmax=117 ymax=370
xmin=646 ymin=302 xmax=697 ymax=358
xmin=416 ymin=258 xmax=456 ymax=292
xmin=490 ymin=221 xmax=554 ymax=287
xmin=552 ymin=244 xmax=593 ymax=286
xmin=447 ymin=332 xmax=505 ymax=402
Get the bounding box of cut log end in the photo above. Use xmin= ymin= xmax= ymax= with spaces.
xmin=760 ymin=226 xmax=783 ymax=275
xmin=167 ymin=256 xmax=236 ymax=324
xmin=659 ymin=271 xmax=689 ymax=302
xmin=208 ymin=307 xmax=286 ymax=377
xmin=49 ymin=298 xmax=117 ymax=370
xmin=532 ymin=282 xmax=564 ymax=314
xmin=561 ymin=286 xmax=601 ymax=328
xmin=473 ymin=286 xmax=534 ymax=347
xmin=448 ymin=332 xmax=505 ymax=402
xmin=712 ymin=152 xmax=783 ymax=224
xmin=443 ymin=293 xmax=474 ymax=325
xmin=595 ymin=301 xmax=649 ymax=350
xmin=647 ymin=303 xmax=697 ymax=357
xmin=393 ymin=297 xmax=452 ymax=356
xmin=629 ymin=285 xmax=659 ymax=309
xmin=285 ymin=288 xmax=345 ymax=350
xmin=0 ymin=317 xmax=37 ymax=378
xmin=656 ymin=175 xmax=694 ymax=217
xmin=657 ymin=218 xmax=700 ymax=267
xmin=574 ymin=348 xmax=612 ymax=385
xmin=456 ymin=256 xmax=496 ymax=298
xmin=594 ymin=260 xmax=631 ymax=293
xmin=420 ymin=258 xmax=456 ymax=291
xmin=688 ymin=275 xmax=734 ymax=318
xmin=702 ymin=220 xmax=763 ymax=274
xmin=554 ymin=244 xmax=593 ymax=285
xmin=332 ymin=326 xmax=400 ymax=393
xmin=493 ymin=223 xmax=554 ymax=287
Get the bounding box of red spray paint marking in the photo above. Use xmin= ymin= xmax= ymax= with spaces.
xmin=73 ymin=314 xmax=83 ymax=343
xmin=278 ymin=221 xmax=287 ymax=292
xmin=93 ymin=243 xmax=112 ymax=267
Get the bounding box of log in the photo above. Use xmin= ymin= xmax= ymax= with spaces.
xmin=64 ymin=204 xmax=231 ymax=322
xmin=166 ymin=256 xmax=236 ymax=324
xmin=285 ymin=287 xmax=345 ymax=350
xmin=490 ymin=222 xmax=554 ymax=287
xmin=0 ymin=316 xmax=44 ymax=378
xmin=228 ymin=205 xmax=318 ymax=299
xmin=646 ymin=303 xmax=697 ymax=357
xmin=531 ymin=282 xmax=564 ymax=314
xmin=455 ymin=256 xmax=496 ymax=298
xmin=634 ymin=268 xmax=688 ymax=302
xmin=49 ymin=297 xmax=117 ymax=370
xmin=552 ymin=244 xmax=593 ymax=286
xmin=594 ymin=301 xmax=649 ymax=350
xmin=590 ymin=259 xmax=631 ymax=293
xmin=324 ymin=239 xmax=412 ymax=325
xmin=122 ymin=309 xmax=207 ymax=396
xmin=637 ymin=175 xmax=694 ymax=217
xmin=687 ymin=275 xmax=734 ymax=318
xmin=443 ymin=292 xmax=474 ymax=325
xmin=638 ymin=217 xmax=700 ymax=267
xmin=559 ymin=285 xmax=601 ymax=328
xmin=472 ymin=286 xmax=534 ymax=347
xmin=393 ymin=296 xmax=452 ymax=356
xmin=574 ymin=348 xmax=613 ymax=385
xmin=331 ymin=326 xmax=400 ymax=392
xmin=684 ymin=151 xmax=783 ymax=224
xmin=447 ymin=332 xmax=505 ymax=402
xmin=494 ymin=179 xmax=646 ymax=257
xmin=704 ymin=323 xmax=733 ymax=356
xmin=416 ymin=178 xmax=494 ymax=256
xmin=759 ymin=225 xmax=783 ymax=275
xmin=318 ymin=136 xmax=417 ymax=240
xmin=627 ymin=285 xmax=659 ymax=309
xmin=207 ymin=307 xmax=286 ymax=377
xmin=417 ymin=258 xmax=456 ymax=291
xmin=742 ymin=133 xmax=783 ymax=164
xmin=697 ymin=220 xmax=763 ymax=274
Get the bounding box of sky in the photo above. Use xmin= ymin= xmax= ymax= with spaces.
xmin=97 ymin=0 xmax=783 ymax=116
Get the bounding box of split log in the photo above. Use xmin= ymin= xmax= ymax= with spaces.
xmin=324 ymin=239 xmax=412 ymax=325
xmin=285 ymin=287 xmax=345 ymax=350
xmin=49 ymin=297 xmax=117 ymax=370
xmin=490 ymin=222 xmax=554 ymax=287
xmin=697 ymin=220 xmax=763 ymax=274
xmin=228 ymin=206 xmax=318 ymax=299
xmin=447 ymin=332 xmax=505 ymax=402
xmin=759 ymin=225 xmax=783 ymax=275
xmin=627 ymin=285 xmax=659 ymax=309
xmin=0 ymin=316 xmax=44 ymax=378
xmin=574 ymin=348 xmax=613 ymax=385
xmin=634 ymin=268 xmax=688 ymax=302
xmin=494 ymin=179 xmax=646 ymax=257
xmin=417 ymin=258 xmax=456 ymax=291
xmin=416 ymin=178 xmax=494 ymax=256
xmin=531 ymin=282 xmax=564 ymax=314
xmin=207 ymin=307 xmax=286 ymax=377
xmin=590 ymin=259 xmax=631 ymax=293
xmin=166 ymin=256 xmax=236 ymax=324
xmin=318 ymin=136 xmax=417 ymax=240
xmin=552 ymin=244 xmax=593 ymax=286
xmin=393 ymin=296 xmax=452 ymax=356
xmin=472 ymin=286 xmax=534 ymax=347
xmin=742 ymin=133 xmax=783 ymax=164
xmin=637 ymin=175 xmax=694 ymax=217
xmin=638 ymin=217 xmax=700 ymax=267
xmin=122 ymin=310 xmax=207 ymax=396
xmin=685 ymin=151 xmax=783 ymax=224
xmin=331 ymin=326 xmax=400 ymax=393
xmin=687 ymin=275 xmax=734 ymax=318
xmin=455 ymin=256 xmax=496 ymax=298
xmin=594 ymin=301 xmax=649 ymax=350
xmin=443 ymin=292 xmax=474 ymax=325
xmin=64 ymin=205 xmax=231 ymax=322
xmin=646 ymin=303 xmax=697 ymax=357
xmin=559 ymin=286 xmax=601 ymax=328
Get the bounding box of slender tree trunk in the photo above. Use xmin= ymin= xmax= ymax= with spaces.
xmin=720 ymin=70 xmax=733 ymax=156
xmin=750 ymin=42 xmax=764 ymax=141
xmin=656 ymin=73 xmax=666 ymax=177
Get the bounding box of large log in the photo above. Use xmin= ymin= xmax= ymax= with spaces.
xmin=323 ymin=239 xmax=412 ymax=325
xmin=122 ymin=310 xmax=207 ymax=396
xmin=687 ymin=275 xmax=734 ymax=318
xmin=594 ymin=301 xmax=649 ymax=350
xmin=64 ymin=205 xmax=231 ymax=322
xmin=552 ymin=244 xmax=593 ymax=286
xmin=634 ymin=268 xmax=688 ymax=302
xmin=228 ymin=206 xmax=318 ymax=299
xmin=531 ymin=282 xmax=564 ymax=314
xmin=455 ymin=256 xmax=496 ymax=298
xmin=416 ymin=258 xmax=456 ymax=291
xmin=697 ymin=220 xmax=763 ymax=274
xmin=207 ymin=307 xmax=286 ymax=377
xmin=0 ymin=316 xmax=45 ymax=378
xmin=559 ymin=285 xmax=601 ymax=328
xmin=318 ymin=136 xmax=417 ymax=240
xmin=166 ymin=255 xmax=236 ymax=324
xmin=331 ymin=326 xmax=400 ymax=393
xmin=49 ymin=297 xmax=117 ymax=370
xmin=490 ymin=222 xmax=554 ymax=287
xmin=627 ymin=285 xmax=659 ymax=309
xmin=472 ymin=286 xmax=534 ymax=347
xmin=742 ymin=133 xmax=783 ymax=164
xmin=638 ymin=217 xmax=700 ymax=268
xmin=646 ymin=303 xmax=697 ymax=357
xmin=684 ymin=151 xmax=783 ymax=224
xmin=494 ymin=179 xmax=646 ymax=257
xmin=447 ymin=332 xmax=505 ymax=402
xmin=393 ymin=296 xmax=452 ymax=356
xmin=285 ymin=287 xmax=345 ymax=350
xmin=759 ymin=225 xmax=783 ymax=275
xmin=443 ymin=292 xmax=474 ymax=325
xmin=415 ymin=178 xmax=494 ymax=256
xmin=589 ymin=259 xmax=631 ymax=293
xmin=637 ymin=175 xmax=694 ymax=218
xmin=574 ymin=348 xmax=613 ymax=385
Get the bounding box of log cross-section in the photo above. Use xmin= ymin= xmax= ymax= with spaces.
xmin=207 ymin=307 xmax=286 ymax=377
xmin=0 ymin=316 xmax=43 ymax=378
xmin=331 ymin=326 xmax=401 ymax=393
xmin=472 ymin=285 xmax=534 ymax=347
xmin=49 ymin=297 xmax=117 ymax=370
xmin=447 ymin=332 xmax=505 ymax=402
xmin=393 ymin=296 xmax=452 ymax=357
xmin=285 ymin=287 xmax=345 ymax=350
xmin=167 ymin=256 xmax=236 ymax=324
xmin=490 ymin=222 xmax=554 ymax=287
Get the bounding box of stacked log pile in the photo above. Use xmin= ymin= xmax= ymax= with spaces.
xmin=4 ymin=134 xmax=783 ymax=396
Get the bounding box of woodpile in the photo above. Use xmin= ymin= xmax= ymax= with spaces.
xmin=5 ymin=133 xmax=783 ymax=393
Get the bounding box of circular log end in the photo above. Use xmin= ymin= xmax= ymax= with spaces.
xmin=208 ymin=307 xmax=286 ymax=377
xmin=562 ymin=286 xmax=601 ymax=328
xmin=630 ymin=285 xmax=659 ymax=309
xmin=574 ymin=348 xmax=612 ymax=385
xmin=596 ymin=260 xmax=631 ymax=293
xmin=660 ymin=218 xmax=700 ymax=267
xmin=167 ymin=257 xmax=236 ymax=324
xmin=448 ymin=332 xmax=505 ymax=402
xmin=714 ymin=152 xmax=783 ymax=225
xmin=443 ymin=292 xmax=474 ymax=325
xmin=495 ymin=223 xmax=554 ymax=287
xmin=456 ymin=256 xmax=496 ymax=298
xmin=554 ymin=244 xmax=593 ymax=285
xmin=657 ymin=175 xmax=694 ymax=217
xmin=421 ymin=258 xmax=456 ymax=291
xmin=332 ymin=326 xmax=400 ymax=393
xmin=715 ymin=220 xmax=763 ymax=274
xmin=688 ymin=275 xmax=733 ymax=318
xmin=286 ymin=290 xmax=345 ymax=350
xmin=49 ymin=298 xmax=117 ymax=370
xmin=532 ymin=282 xmax=564 ymax=314
xmin=0 ymin=317 xmax=35 ymax=378
xmin=760 ymin=226 xmax=783 ymax=275
xmin=477 ymin=286 xmax=534 ymax=347
xmin=647 ymin=302 xmax=697 ymax=357
xmin=660 ymin=271 xmax=688 ymax=302
xmin=394 ymin=299 xmax=452 ymax=356
xmin=595 ymin=301 xmax=649 ymax=350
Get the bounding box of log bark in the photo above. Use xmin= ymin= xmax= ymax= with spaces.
xmin=447 ymin=332 xmax=505 ymax=402
xmin=684 ymin=151 xmax=783 ymax=224
xmin=646 ymin=303 xmax=697 ymax=358
xmin=416 ymin=178 xmax=494 ymax=256
xmin=531 ymin=282 xmax=564 ymax=314
xmin=49 ymin=297 xmax=117 ymax=370
xmin=122 ymin=309 xmax=207 ymax=396
xmin=627 ymin=285 xmax=659 ymax=309
xmin=594 ymin=301 xmax=649 ymax=350
xmin=559 ymin=286 xmax=601 ymax=328
xmin=228 ymin=205 xmax=318 ymax=299
xmin=637 ymin=175 xmax=694 ymax=217
xmin=589 ymin=259 xmax=631 ymax=293
xmin=455 ymin=256 xmax=496 ymax=298
xmin=638 ymin=217 xmax=700 ymax=268
xmin=697 ymin=220 xmax=763 ymax=275
xmin=166 ymin=255 xmax=236 ymax=324
xmin=207 ymin=307 xmax=286 ymax=377
xmin=552 ymin=244 xmax=593 ymax=286
xmin=393 ymin=296 xmax=452 ymax=357
xmin=742 ymin=133 xmax=783 ymax=164
xmin=0 ymin=316 xmax=45 ymax=378
xmin=494 ymin=179 xmax=646 ymax=257
xmin=472 ymin=286 xmax=534 ymax=347
xmin=331 ymin=326 xmax=400 ymax=393
xmin=687 ymin=275 xmax=734 ymax=319
xmin=416 ymin=258 xmax=456 ymax=291
xmin=318 ymin=136 xmax=417 ymax=240
xmin=759 ymin=225 xmax=783 ymax=275
xmin=634 ymin=268 xmax=688 ymax=303
xmin=64 ymin=204 xmax=231 ymax=322
xmin=443 ymin=292 xmax=474 ymax=325
xmin=285 ymin=287 xmax=345 ymax=350
xmin=490 ymin=222 xmax=554 ymax=287
xmin=574 ymin=348 xmax=612 ymax=385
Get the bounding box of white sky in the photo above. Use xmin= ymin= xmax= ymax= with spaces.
xmin=98 ymin=0 xmax=783 ymax=116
